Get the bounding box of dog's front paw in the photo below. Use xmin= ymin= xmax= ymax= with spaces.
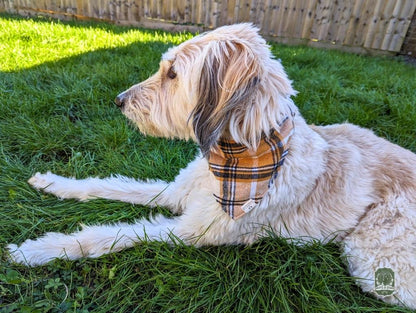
xmin=28 ymin=172 xmax=88 ymax=199
xmin=6 ymin=242 xmax=53 ymax=267
xmin=28 ymin=171 xmax=59 ymax=190
xmin=6 ymin=244 xmax=28 ymax=265
xmin=7 ymin=233 xmax=77 ymax=266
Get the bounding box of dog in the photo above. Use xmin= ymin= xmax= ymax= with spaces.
xmin=7 ymin=24 xmax=416 ymax=309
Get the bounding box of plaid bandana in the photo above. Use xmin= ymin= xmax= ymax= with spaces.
xmin=208 ymin=117 xmax=294 ymax=220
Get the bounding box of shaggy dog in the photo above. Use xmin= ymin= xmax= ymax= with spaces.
xmin=7 ymin=24 xmax=416 ymax=308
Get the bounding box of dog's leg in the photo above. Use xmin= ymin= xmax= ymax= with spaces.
xmin=7 ymin=214 xmax=180 ymax=266
xmin=8 ymin=195 xmax=253 ymax=267
xmin=28 ymin=171 xmax=173 ymax=205
xmin=343 ymin=198 xmax=416 ymax=309
xmin=28 ymin=157 xmax=207 ymax=213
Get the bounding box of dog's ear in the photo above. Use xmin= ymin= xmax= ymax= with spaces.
xmin=191 ymin=41 xmax=261 ymax=157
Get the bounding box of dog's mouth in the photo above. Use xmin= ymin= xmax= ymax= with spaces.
xmin=118 ymin=100 xmax=166 ymax=138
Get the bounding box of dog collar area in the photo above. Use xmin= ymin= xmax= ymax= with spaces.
xmin=208 ymin=117 xmax=294 ymax=220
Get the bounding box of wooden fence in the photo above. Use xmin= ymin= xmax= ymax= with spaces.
xmin=1 ymin=0 xmax=416 ymax=54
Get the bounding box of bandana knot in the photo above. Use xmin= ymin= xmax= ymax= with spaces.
xmin=208 ymin=117 xmax=294 ymax=220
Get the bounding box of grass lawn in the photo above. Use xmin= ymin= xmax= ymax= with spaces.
xmin=1 ymin=12 xmax=416 ymax=312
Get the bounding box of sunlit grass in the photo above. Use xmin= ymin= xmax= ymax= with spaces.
xmin=0 ymin=14 xmax=192 ymax=72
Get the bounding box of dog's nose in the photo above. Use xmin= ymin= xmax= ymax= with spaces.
xmin=115 ymin=93 xmax=125 ymax=108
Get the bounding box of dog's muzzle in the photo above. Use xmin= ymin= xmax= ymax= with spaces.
xmin=115 ymin=92 xmax=126 ymax=108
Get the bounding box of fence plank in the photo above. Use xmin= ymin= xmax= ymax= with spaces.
xmin=239 ymin=0 xmax=250 ymax=23
xmin=333 ymin=0 xmax=353 ymax=44
xmin=276 ymin=0 xmax=288 ymax=37
xmin=388 ymin=0 xmax=416 ymax=51
xmin=363 ymin=0 xmax=385 ymax=49
xmin=302 ymin=0 xmax=317 ymax=39
xmin=281 ymin=0 xmax=296 ymax=38
xmin=226 ymin=0 xmax=235 ymax=24
xmin=352 ymin=0 xmax=375 ymax=46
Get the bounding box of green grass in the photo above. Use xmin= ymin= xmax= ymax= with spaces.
xmin=1 ymin=13 xmax=415 ymax=312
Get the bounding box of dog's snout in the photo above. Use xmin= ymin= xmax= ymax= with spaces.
xmin=115 ymin=93 xmax=126 ymax=108
xmin=115 ymin=95 xmax=124 ymax=108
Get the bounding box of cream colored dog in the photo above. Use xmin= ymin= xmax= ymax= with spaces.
xmin=7 ymin=24 xmax=416 ymax=308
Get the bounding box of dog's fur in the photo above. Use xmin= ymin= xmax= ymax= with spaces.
xmin=7 ymin=24 xmax=416 ymax=308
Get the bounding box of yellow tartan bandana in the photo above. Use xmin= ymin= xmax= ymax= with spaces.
xmin=208 ymin=117 xmax=294 ymax=220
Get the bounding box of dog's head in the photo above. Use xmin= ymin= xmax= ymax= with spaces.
xmin=116 ymin=24 xmax=297 ymax=156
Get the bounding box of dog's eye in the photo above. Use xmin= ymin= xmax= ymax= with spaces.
xmin=167 ymin=67 xmax=177 ymax=79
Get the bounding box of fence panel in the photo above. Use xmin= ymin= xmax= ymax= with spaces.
xmin=1 ymin=0 xmax=416 ymax=54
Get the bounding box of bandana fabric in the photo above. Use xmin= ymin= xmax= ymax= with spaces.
xmin=208 ymin=117 xmax=294 ymax=220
